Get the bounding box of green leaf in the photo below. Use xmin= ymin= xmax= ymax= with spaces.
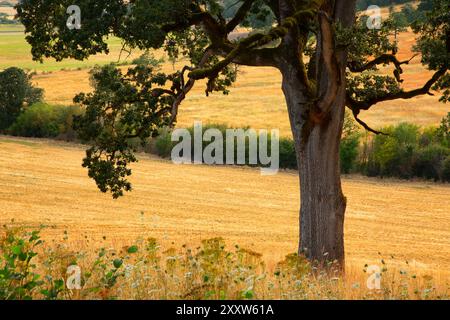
xmin=113 ymin=259 xmax=123 ymax=269
xmin=127 ymin=245 xmax=138 ymax=254
xmin=11 ymin=245 xmax=22 ymax=255
xmin=243 ymin=290 xmax=254 ymax=299
xmin=18 ymin=252 xmax=27 ymax=261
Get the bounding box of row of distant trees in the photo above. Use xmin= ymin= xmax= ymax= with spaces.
xmin=0 ymin=1 xmax=13 ymax=7
xmin=356 ymin=0 xmax=414 ymax=10
xmin=0 ymin=1 xmax=16 ymax=24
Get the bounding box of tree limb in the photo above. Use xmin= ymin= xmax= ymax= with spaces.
xmin=316 ymin=10 xmax=340 ymax=116
xmin=188 ymin=8 xmax=317 ymax=80
xmin=348 ymin=54 xmax=418 ymax=82
xmin=347 ymin=67 xmax=448 ymax=111
xmin=226 ymin=0 xmax=256 ymax=33
xmin=170 ymin=49 xmax=214 ymax=124
xmin=352 ymin=109 xmax=388 ymax=135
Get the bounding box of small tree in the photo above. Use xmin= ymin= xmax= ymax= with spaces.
xmin=0 ymin=67 xmax=43 ymax=132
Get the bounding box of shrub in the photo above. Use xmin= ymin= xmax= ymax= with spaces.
xmin=155 ymin=116 xmax=359 ymax=172
xmin=442 ymin=156 xmax=450 ymax=182
xmin=154 ymin=117 xmax=450 ymax=179
xmin=361 ymin=118 xmax=450 ymax=181
xmin=340 ymin=134 xmax=360 ymax=174
xmin=9 ymin=103 xmax=83 ymax=139
xmin=156 ymin=123 xmax=287 ymax=168
xmin=436 ymin=112 xmax=450 ymax=147
xmin=393 ymin=122 xmax=420 ymax=145
xmin=340 ymin=111 xmax=361 ymax=174
xmin=0 ymin=226 xmax=49 ymax=300
xmin=412 ymin=144 xmax=449 ymax=181
xmin=56 ymin=105 xmax=84 ymax=141
xmin=132 ymin=52 xmax=164 ymax=67
xmin=279 ymin=138 xmax=297 ymax=169
xmin=155 ymin=127 xmax=174 ymax=158
xmin=419 ymin=126 xmax=440 ymax=147
xmin=0 ymin=67 xmax=43 ymax=131
xmin=370 ymin=123 xmax=419 ymax=178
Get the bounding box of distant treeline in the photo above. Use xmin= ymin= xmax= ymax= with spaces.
xmin=356 ymin=0 xmax=414 ymax=10
xmin=0 ymin=0 xmax=17 ymax=25
xmin=2 ymin=100 xmax=449 ymax=182
xmin=152 ymin=115 xmax=450 ymax=183
xmin=0 ymin=1 xmax=13 ymax=7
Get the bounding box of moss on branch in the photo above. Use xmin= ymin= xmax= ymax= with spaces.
xmin=189 ymin=8 xmax=319 ymax=81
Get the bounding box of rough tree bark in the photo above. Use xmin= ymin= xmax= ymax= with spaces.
xmin=281 ymin=64 xmax=347 ymax=266
xmin=278 ymin=0 xmax=356 ymax=267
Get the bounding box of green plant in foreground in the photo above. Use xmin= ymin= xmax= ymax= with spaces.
xmin=0 ymin=225 xmax=44 ymax=299
xmin=1 ymin=225 xmax=448 ymax=300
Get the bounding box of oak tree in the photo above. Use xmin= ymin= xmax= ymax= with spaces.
xmin=16 ymin=0 xmax=449 ymax=267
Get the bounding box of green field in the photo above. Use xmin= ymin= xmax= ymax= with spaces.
xmin=0 ymin=24 xmax=140 ymax=72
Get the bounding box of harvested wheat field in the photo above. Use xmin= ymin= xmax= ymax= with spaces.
xmin=0 ymin=136 xmax=449 ymax=280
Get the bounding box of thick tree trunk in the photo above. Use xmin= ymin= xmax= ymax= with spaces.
xmin=281 ymin=67 xmax=347 ymax=267
xmin=298 ymin=99 xmax=346 ymax=266
xmin=275 ymin=0 xmax=355 ymax=269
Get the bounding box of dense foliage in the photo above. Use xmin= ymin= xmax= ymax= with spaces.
xmin=362 ymin=119 xmax=450 ymax=181
xmin=71 ymin=62 xmax=181 ymax=198
xmin=9 ymin=103 xmax=82 ymax=139
xmin=0 ymin=67 xmax=43 ymax=132
xmin=153 ymin=113 xmax=450 ymax=182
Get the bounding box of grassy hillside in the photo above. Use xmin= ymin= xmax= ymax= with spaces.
xmin=0 ymin=30 xmax=142 ymax=71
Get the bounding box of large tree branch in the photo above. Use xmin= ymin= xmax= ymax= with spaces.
xmin=164 ymin=1 xmax=279 ymax=69
xmin=346 ymin=67 xmax=448 ymax=111
xmin=348 ymin=54 xmax=416 ymax=73
xmin=169 ymin=49 xmax=214 ymax=125
xmin=226 ymin=0 xmax=256 ymax=33
xmin=162 ymin=5 xmax=226 ymax=43
xmin=223 ymin=47 xmax=279 ymax=67
xmin=315 ymin=11 xmax=340 ymax=116
xmin=188 ymin=8 xmax=317 ymax=80
xmin=348 ymin=54 xmax=417 ymax=82
xmin=351 ymin=109 xmax=387 ymax=135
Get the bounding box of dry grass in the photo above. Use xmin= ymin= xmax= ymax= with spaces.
xmin=0 ymin=136 xmax=449 ymax=284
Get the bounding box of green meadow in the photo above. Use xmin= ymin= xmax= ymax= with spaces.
xmin=0 ymin=24 xmax=134 ymax=72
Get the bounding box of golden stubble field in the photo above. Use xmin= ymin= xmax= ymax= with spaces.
xmin=0 ymin=136 xmax=449 ymax=280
